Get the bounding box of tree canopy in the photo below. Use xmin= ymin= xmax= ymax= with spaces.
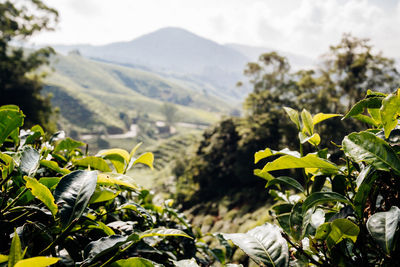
xmin=0 ymin=0 xmax=58 ymax=131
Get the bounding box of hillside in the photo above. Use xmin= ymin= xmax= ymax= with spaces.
xmin=53 ymin=27 xmax=252 ymax=102
xmin=43 ymin=53 xmax=229 ymax=134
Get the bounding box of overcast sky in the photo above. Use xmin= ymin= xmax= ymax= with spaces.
xmin=31 ymin=0 xmax=400 ymax=59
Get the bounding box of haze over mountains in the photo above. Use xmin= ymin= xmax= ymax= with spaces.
xmin=53 ymin=27 xmax=313 ymax=100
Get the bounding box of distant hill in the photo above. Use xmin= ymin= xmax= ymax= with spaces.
xmin=53 ymin=27 xmax=252 ymax=102
xmin=43 ymin=53 xmax=230 ymax=133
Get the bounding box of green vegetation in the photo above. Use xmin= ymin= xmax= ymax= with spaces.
xmin=0 ymin=105 xmax=241 ymax=266
xmin=43 ymin=53 xmax=229 ymax=136
xmin=222 ymin=89 xmax=400 ymax=266
xmin=0 ymin=0 xmax=58 ymax=131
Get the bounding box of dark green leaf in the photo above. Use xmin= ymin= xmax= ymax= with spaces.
xmin=223 ymin=223 xmax=289 ymax=267
xmin=343 ymin=131 xmax=400 ymax=174
xmin=54 ymin=170 xmax=97 ymax=228
xmin=332 ymin=175 xmax=346 ymax=196
xmin=354 ymin=168 xmax=378 ymax=218
xmin=289 ymin=202 xmax=303 ymax=240
xmin=343 ymin=97 xmax=383 ymax=119
xmin=366 ymin=206 xmax=400 ymax=254
xmin=311 ymin=176 xmax=327 ymax=193
xmin=302 ymin=192 xmax=351 ymax=213
xmin=110 ymin=257 xmax=156 ymax=267
xmin=266 ymin=176 xmax=304 ymax=192
xmin=83 ymin=235 xmax=128 ymax=266
xmin=326 ymin=219 xmax=359 ymax=249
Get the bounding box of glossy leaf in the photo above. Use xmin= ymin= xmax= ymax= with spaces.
xmin=223 ymin=223 xmax=289 ymax=267
xmin=19 ymin=147 xmax=40 ymax=176
xmin=266 ymin=176 xmax=304 ymax=192
xmin=343 ymin=97 xmax=383 ymax=119
xmin=83 ymin=235 xmax=128 ymax=266
xmin=97 ymin=173 xmax=138 ymax=190
xmin=284 ymin=106 xmax=300 ymax=130
xmin=54 ymin=170 xmax=97 ymax=228
xmin=366 ymin=206 xmax=400 ymax=254
xmin=173 ymin=258 xmax=199 ymax=267
xmin=312 ymin=113 xmax=341 ymax=125
xmin=99 ymin=149 xmax=130 ymax=173
xmin=380 ymin=90 xmax=400 ymax=138
xmin=302 ymin=192 xmax=351 ymax=213
xmin=354 ymin=168 xmax=378 ymax=218
xmin=343 ymin=131 xmax=400 ymax=174
xmin=0 ymin=106 xmax=24 ymax=146
xmin=24 ymin=176 xmax=58 ymax=216
xmin=260 ymin=154 xmax=337 ymax=173
xmin=14 ymin=257 xmax=59 ymax=267
xmin=99 ymin=148 xmax=130 ymax=163
xmin=110 ymin=257 xmax=156 ymax=267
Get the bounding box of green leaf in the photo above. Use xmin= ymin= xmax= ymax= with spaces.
xmin=54 ymin=170 xmax=97 ymax=228
xmin=40 ymin=160 xmax=70 ymax=175
xmin=90 ymin=188 xmax=120 ymax=204
xmin=312 ymin=113 xmax=341 ymax=125
xmin=131 ymin=152 xmax=154 ymax=170
xmin=0 ymin=152 xmax=14 ymax=179
xmin=289 ymin=202 xmax=303 ymax=241
xmin=38 ymin=177 xmax=61 ymax=190
xmin=266 ymin=176 xmax=304 ymax=192
xmin=97 ymin=173 xmax=138 ymax=190
xmin=139 ymin=228 xmax=192 ymax=239
xmin=8 ymin=230 xmax=22 ymax=267
xmin=380 ymin=90 xmax=400 ymax=138
xmin=73 ymin=156 xmax=112 ymax=172
xmin=283 ymin=107 xmax=300 ymax=130
xmin=54 ymin=138 xmax=85 ymax=153
xmin=110 ymin=257 xmax=156 ymax=267
xmin=129 ymin=142 xmax=142 ymax=159
xmin=299 ymin=133 xmax=320 ymax=146
xmin=24 ymin=176 xmax=58 ymax=216
xmin=223 ymin=223 xmax=289 ymax=267
xmin=326 ymin=219 xmax=359 ymax=249
xmin=342 ymin=131 xmax=400 ymax=174
xmin=302 ymin=192 xmax=351 ymax=213
xmin=254 ymin=148 xmax=300 ymax=164
xmin=98 ymin=149 xmax=130 ymax=173
xmin=315 ymin=222 xmax=331 ymax=240
xmin=351 ymin=114 xmax=379 ymax=127
xmin=260 ymin=154 xmax=337 ymax=173
xmin=83 ymin=235 xmax=128 ymax=266
xmin=14 ymin=257 xmax=59 ymax=267
xmin=19 ymin=147 xmax=40 ymax=176
xmin=366 ymin=206 xmax=400 ymax=254
xmin=301 ymin=109 xmax=314 ymax=135
xmin=368 ymin=108 xmax=381 ymax=125
xmin=343 ymin=97 xmax=383 ymax=119
xmin=0 ymin=106 xmax=24 ymax=146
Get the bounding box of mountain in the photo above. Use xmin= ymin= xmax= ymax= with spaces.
xmin=53 ymin=27 xmax=252 ymax=102
xmin=43 ymin=53 xmax=230 ymax=133
xmin=226 ymin=43 xmax=315 ymax=70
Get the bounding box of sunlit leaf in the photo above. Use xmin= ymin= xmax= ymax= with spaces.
xmin=380 ymin=89 xmax=400 ymax=138
xmin=343 ymin=97 xmax=383 ymax=119
xmin=0 ymin=106 xmax=24 ymax=146
xmin=40 ymin=160 xmax=70 ymax=175
xmin=90 ymin=187 xmax=120 ymax=203
xmin=260 ymin=154 xmax=337 ymax=173
xmin=301 ymin=109 xmax=313 ymax=135
xmin=283 ymin=107 xmax=300 ymax=130
xmin=266 ymin=176 xmax=304 ymax=192
xmin=8 ymin=230 xmax=22 ymax=267
xmin=24 ymin=176 xmax=58 ymax=216
xmin=110 ymin=257 xmax=156 ymax=267
xmin=343 ymin=131 xmax=400 ymax=174
xmin=97 ymin=173 xmax=138 ymax=190
xmin=14 ymin=257 xmax=59 ymax=267
xmin=54 ymin=138 xmax=85 ymax=153
xmin=223 ymin=223 xmax=289 ymax=267
xmin=131 ymin=152 xmax=154 ymax=170
xmin=312 ymin=113 xmax=341 ymax=125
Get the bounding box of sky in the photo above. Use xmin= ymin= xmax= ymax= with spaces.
xmin=31 ymin=0 xmax=400 ymax=59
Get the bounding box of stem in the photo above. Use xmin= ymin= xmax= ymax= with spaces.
xmin=1 ymin=188 xmax=28 ymax=213
xmin=281 ymin=232 xmax=323 ymax=266
xmin=9 ymin=210 xmax=31 ymax=222
xmin=346 ymin=157 xmax=356 ymax=196
xmin=39 ymin=218 xmax=79 ymax=255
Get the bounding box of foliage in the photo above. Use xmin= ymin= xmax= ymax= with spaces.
xmin=174 ymin=35 xmax=399 ymax=208
xmin=0 ymin=0 xmax=58 ymax=131
xmin=0 ymin=105 xmax=226 ymax=266
xmin=223 ymin=90 xmax=400 ymax=266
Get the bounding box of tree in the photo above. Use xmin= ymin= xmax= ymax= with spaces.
xmin=0 ymin=0 xmax=58 ymax=130
xmin=160 ymin=102 xmax=179 ymax=126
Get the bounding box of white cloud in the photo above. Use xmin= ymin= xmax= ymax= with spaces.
xmin=31 ymin=0 xmax=400 ymax=59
